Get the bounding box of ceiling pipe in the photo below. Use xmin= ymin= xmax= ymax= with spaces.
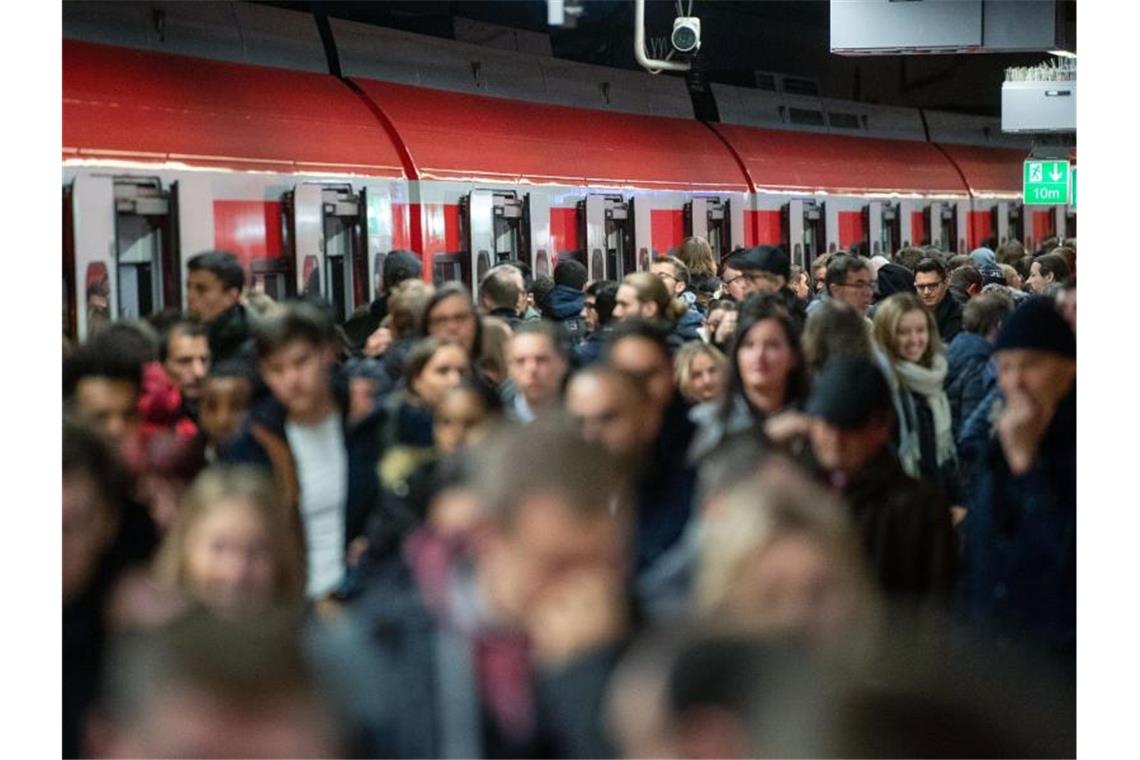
xmin=634 ymin=0 xmax=690 ymax=74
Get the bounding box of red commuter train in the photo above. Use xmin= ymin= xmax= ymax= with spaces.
xmin=62 ymin=2 xmax=1073 ymax=341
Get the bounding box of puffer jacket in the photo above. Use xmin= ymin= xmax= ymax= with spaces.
xmin=945 ymin=332 xmax=994 ymax=439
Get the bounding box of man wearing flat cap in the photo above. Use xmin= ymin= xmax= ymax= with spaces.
xmin=731 ymin=245 xmax=807 ymax=321
xmin=802 ymin=356 xmax=956 ymax=602
xmin=960 ymin=296 xmax=1076 ymax=659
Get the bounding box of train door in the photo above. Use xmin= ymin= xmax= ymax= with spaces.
xmin=864 ymin=201 xmax=900 ymax=258
xmin=579 ymin=194 xmax=633 ymax=281
xmin=782 ymin=199 xmax=825 ymax=270
xmin=631 ymin=197 xmax=653 ymax=272
xmin=684 ymin=196 xmax=738 ymax=263
xmin=897 ymin=200 xmax=917 ymax=249
xmin=66 ymin=175 xmax=183 ymax=340
xmin=113 ymin=178 xmax=179 ymax=321
xmin=993 ymin=202 xmax=1024 ymax=245
xmin=925 ymin=202 xmax=964 ymax=254
xmin=462 ymin=189 xmax=530 ymax=299
xmin=283 ymin=183 xmax=366 ymax=322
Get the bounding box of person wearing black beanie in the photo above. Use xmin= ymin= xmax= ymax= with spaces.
xmin=960 ymin=296 xmax=1076 ymax=664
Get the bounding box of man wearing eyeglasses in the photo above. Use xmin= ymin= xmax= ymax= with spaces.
xmin=719 ymin=250 xmax=754 ymax=303
xmin=914 ymin=257 xmax=962 ymax=341
xmin=824 ymin=255 xmax=875 ymax=317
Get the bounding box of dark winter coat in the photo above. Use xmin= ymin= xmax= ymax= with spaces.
xmin=571 ymin=326 xmax=610 ymax=368
xmin=636 ymin=393 xmax=698 ymax=574
xmin=207 ymin=303 xmax=254 ymax=366
xmin=542 ymin=285 xmax=588 ymax=345
xmin=959 ymin=387 xmax=1076 ymax=655
xmin=673 ymin=308 xmax=704 ymax=345
xmin=933 ymin=295 xmax=963 ymax=343
xmin=821 ymin=449 xmax=957 ymax=603
xmin=487 ymin=306 xmax=524 ymax=332
xmin=342 ymin=295 xmax=389 ymax=352
xmin=945 ymin=332 xmax=994 ymax=439
xmin=312 ymin=558 xmax=623 ymax=758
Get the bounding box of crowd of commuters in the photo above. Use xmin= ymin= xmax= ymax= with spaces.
xmin=63 ymin=235 xmax=1076 ymax=757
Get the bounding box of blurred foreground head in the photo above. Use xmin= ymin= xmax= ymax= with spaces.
xmin=695 ymin=455 xmax=879 ymax=654
xmin=470 ymin=419 xmax=632 ymax=644
xmin=609 ymin=623 xmax=1074 ymax=759
xmin=99 ymin=613 xmax=341 ymax=758
xmin=153 ymin=466 xmax=305 ymax=619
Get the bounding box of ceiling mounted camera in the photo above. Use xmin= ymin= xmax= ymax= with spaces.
xmin=671 ymin=16 xmax=701 ymax=54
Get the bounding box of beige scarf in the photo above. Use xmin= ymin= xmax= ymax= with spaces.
xmin=891 ymin=353 xmax=956 ymax=478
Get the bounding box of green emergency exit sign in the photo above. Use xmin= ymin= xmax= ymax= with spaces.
xmin=1023 ymin=160 xmax=1071 ymax=206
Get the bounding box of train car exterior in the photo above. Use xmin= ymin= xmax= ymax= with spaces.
xmin=63 ymin=4 xmax=1070 ymax=342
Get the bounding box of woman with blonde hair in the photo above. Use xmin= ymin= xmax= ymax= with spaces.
xmin=872 ymin=293 xmax=957 ymax=498
xmin=675 ymin=341 xmax=726 ymax=404
xmin=154 ymin=466 xmax=305 ymax=619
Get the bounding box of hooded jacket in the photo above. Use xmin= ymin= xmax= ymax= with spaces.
xmin=542 ymin=285 xmax=588 ymax=345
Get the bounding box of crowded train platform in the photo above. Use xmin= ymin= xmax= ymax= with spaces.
xmin=52 ymin=1 xmax=1100 ymax=757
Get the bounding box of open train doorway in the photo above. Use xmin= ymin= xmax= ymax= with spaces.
xmin=926 ymin=202 xmax=962 ymax=254
xmin=65 ymin=175 xmax=181 ymax=340
xmin=282 ymin=183 xmax=367 ymax=322
xmin=461 ymin=190 xmax=530 ymax=299
xmin=782 ymin=199 xmax=825 ymax=270
xmin=685 ymin=196 xmax=732 ymax=263
xmin=864 ymin=201 xmax=900 ymax=258
xmin=579 ymin=194 xmax=634 ymax=281
xmin=993 ymin=202 xmax=1024 ymax=246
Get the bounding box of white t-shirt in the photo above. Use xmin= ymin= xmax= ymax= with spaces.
xmin=285 ymin=413 xmax=349 ymax=599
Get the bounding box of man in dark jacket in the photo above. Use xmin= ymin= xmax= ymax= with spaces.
xmin=542 ymin=260 xmax=589 ymax=345
xmin=573 ymin=282 xmax=618 ymax=368
xmin=945 ymin=292 xmax=1013 ymax=438
xmin=342 ymin=250 xmax=422 ymax=351
xmin=914 ymin=257 xmax=962 ymax=341
xmin=959 ymin=297 xmax=1076 ymax=658
xmin=804 ymin=356 xmax=957 ymax=602
xmin=316 ymin=421 xmax=632 ymax=758
xmin=607 ymin=320 xmax=698 ymax=574
xmin=186 ymin=250 xmax=254 ymax=365
xmin=220 ymin=302 xmax=381 ymax=601
xmin=478 ymin=263 xmax=526 ymax=330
